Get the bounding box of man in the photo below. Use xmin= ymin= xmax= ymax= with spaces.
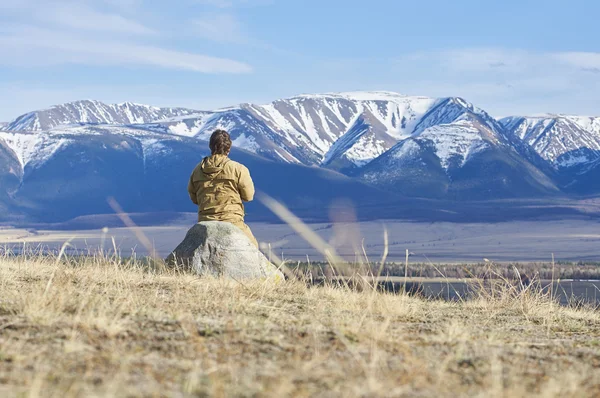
xmin=187 ymin=129 xmax=258 ymax=247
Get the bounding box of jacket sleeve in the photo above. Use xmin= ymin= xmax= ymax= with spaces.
xmin=238 ymin=165 xmax=255 ymax=202
xmin=188 ymin=173 xmax=198 ymax=205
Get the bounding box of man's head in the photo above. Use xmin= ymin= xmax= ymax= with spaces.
xmin=209 ymin=129 xmax=232 ymax=155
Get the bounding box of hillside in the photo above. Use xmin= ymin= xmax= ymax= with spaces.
xmin=0 ymin=255 xmax=599 ymax=396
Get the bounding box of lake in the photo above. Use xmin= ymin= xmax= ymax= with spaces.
xmin=364 ymin=278 xmax=600 ymax=306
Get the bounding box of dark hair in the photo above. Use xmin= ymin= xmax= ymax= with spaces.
xmin=209 ymin=129 xmax=232 ymax=155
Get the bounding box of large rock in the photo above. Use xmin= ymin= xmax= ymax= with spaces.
xmin=165 ymin=221 xmax=284 ymax=281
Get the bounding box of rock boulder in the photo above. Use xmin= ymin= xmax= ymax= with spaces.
xmin=165 ymin=221 xmax=284 ymax=281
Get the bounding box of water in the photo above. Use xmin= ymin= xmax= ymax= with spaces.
xmin=379 ymin=279 xmax=600 ymax=306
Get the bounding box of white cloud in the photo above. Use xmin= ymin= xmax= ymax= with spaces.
xmin=100 ymin=0 xmax=145 ymax=12
xmin=0 ymin=25 xmax=252 ymax=73
xmin=39 ymin=3 xmax=156 ymax=36
xmin=392 ymin=48 xmax=600 ymax=116
xmin=194 ymin=0 xmax=272 ymax=8
xmin=193 ymin=13 xmax=246 ymax=43
xmin=190 ymin=10 xmax=294 ymax=57
xmin=195 ymin=0 xmax=235 ymax=7
xmin=0 ymin=0 xmax=253 ymax=74
xmin=553 ymin=52 xmax=600 ymax=70
xmin=399 ymin=48 xmax=600 ymax=76
xmin=0 ymin=0 xmax=155 ymax=36
xmin=400 ymin=48 xmax=543 ymax=75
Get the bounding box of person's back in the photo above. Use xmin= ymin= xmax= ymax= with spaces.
xmin=187 ymin=130 xmax=257 ymax=246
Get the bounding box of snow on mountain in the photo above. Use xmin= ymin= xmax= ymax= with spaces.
xmin=0 ymin=124 xmax=181 ymax=175
xmin=321 ymin=111 xmax=399 ymax=173
xmin=5 ymin=92 xmax=600 ymax=204
xmin=322 ymin=116 xmax=388 ymax=168
xmin=416 ymin=121 xmax=491 ymax=169
xmin=160 ymin=112 xmax=214 ymax=138
xmin=359 ymin=113 xmax=558 ymax=199
xmin=500 ymin=115 xmax=600 ymax=169
xmin=0 ymin=135 xmax=22 ymax=192
xmin=252 ymin=92 xmax=437 ymax=164
xmin=0 ymin=122 xmax=392 ymax=224
xmin=152 ymin=91 xmax=448 ymax=168
xmin=362 ymin=118 xmax=496 ymax=183
xmin=0 ymin=131 xmax=72 ymax=170
xmin=6 ymin=93 xmax=508 ymax=173
xmin=337 ymin=96 xmax=508 ymax=179
xmin=566 ymin=115 xmax=600 ymax=136
xmin=6 ymin=100 xmax=200 ymax=131
xmin=246 ymin=93 xmax=510 ymax=171
xmin=261 ymin=91 xmax=436 ymax=143
xmin=6 ymin=91 xmax=600 ymax=222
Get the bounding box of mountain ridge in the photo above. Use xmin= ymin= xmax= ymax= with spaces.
xmin=5 ymin=100 xmax=201 ymax=131
xmin=3 ymin=91 xmax=600 ymax=224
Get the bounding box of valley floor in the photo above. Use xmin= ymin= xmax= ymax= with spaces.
xmin=0 ymin=256 xmax=599 ymax=397
xmin=3 ymin=218 xmax=600 ymax=262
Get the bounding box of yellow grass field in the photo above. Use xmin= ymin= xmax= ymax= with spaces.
xmin=1 ymin=254 xmax=599 ymax=397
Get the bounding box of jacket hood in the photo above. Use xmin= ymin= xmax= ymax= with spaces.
xmin=201 ymin=154 xmax=230 ymax=179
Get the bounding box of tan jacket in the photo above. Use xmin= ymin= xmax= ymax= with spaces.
xmin=187 ymin=154 xmax=255 ymax=224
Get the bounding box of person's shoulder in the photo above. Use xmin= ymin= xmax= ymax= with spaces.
xmin=225 ymin=159 xmax=249 ymax=173
xmin=190 ymin=159 xmax=205 ymax=178
xmin=191 ymin=160 xmax=204 ymax=173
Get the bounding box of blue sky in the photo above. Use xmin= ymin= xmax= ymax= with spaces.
xmin=0 ymin=0 xmax=599 ymax=120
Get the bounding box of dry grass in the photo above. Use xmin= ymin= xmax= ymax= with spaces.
xmin=0 ymin=253 xmax=599 ymax=397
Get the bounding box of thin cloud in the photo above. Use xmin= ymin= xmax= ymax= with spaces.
xmin=399 ymin=48 xmax=600 ymax=75
xmin=190 ymin=11 xmax=297 ymax=59
xmin=0 ymin=26 xmax=252 ymax=73
xmin=401 ymin=48 xmax=534 ymax=74
xmin=582 ymin=67 xmax=600 ymax=74
xmin=39 ymin=3 xmax=157 ymax=36
xmin=195 ymin=0 xmax=236 ymax=7
xmin=194 ymin=0 xmax=273 ymax=8
xmin=0 ymin=0 xmax=253 ymax=74
xmin=392 ymin=48 xmax=600 ymax=116
xmin=193 ymin=13 xmax=246 ymax=43
xmin=100 ymin=0 xmax=145 ymax=12
xmin=553 ymin=52 xmax=600 ymax=70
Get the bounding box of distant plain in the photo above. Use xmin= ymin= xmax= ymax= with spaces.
xmin=2 ymin=216 xmax=600 ymax=263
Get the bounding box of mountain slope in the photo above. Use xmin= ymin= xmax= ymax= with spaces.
xmin=0 ymin=125 xmax=397 ymax=223
xmin=158 ymin=93 xmax=539 ymax=177
xmin=500 ymin=115 xmax=600 ymax=169
xmin=6 ymin=100 xmax=200 ymax=131
xmin=155 ymin=92 xmax=438 ymax=167
xmin=321 ymin=114 xmax=396 ymax=173
xmin=4 ymin=91 xmax=600 ymax=225
xmin=567 ymin=115 xmax=600 ymax=137
xmin=0 ymin=136 xmax=24 ymax=222
xmin=0 ymin=136 xmax=22 ymax=198
xmin=500 ymin=115 xmax=600 ymax=194
xmin=360 ymin=114 xmax=558 ymax=199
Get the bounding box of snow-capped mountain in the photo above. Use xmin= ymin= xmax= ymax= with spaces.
xmin=568 ymin=115 xmax=600 ymax=136
xmin=359 ymin=112 xmax=558 ymax=199
xmin=5 ymin=100 xmax=201 ymax=131
xmin=3 ymin=91 xmax=600 ymax=224
xmin=500 ymin=115 xmax=600 ymax=169
xmin=499 ymin=114 xmax=600 ymax=194
xmin=0 ymin=124 xmax=391 ymax=223
xmin=150 ymin=91 xmax=532 ymax=176
xmin=154 ymin=92 xmax=440 ymax=168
